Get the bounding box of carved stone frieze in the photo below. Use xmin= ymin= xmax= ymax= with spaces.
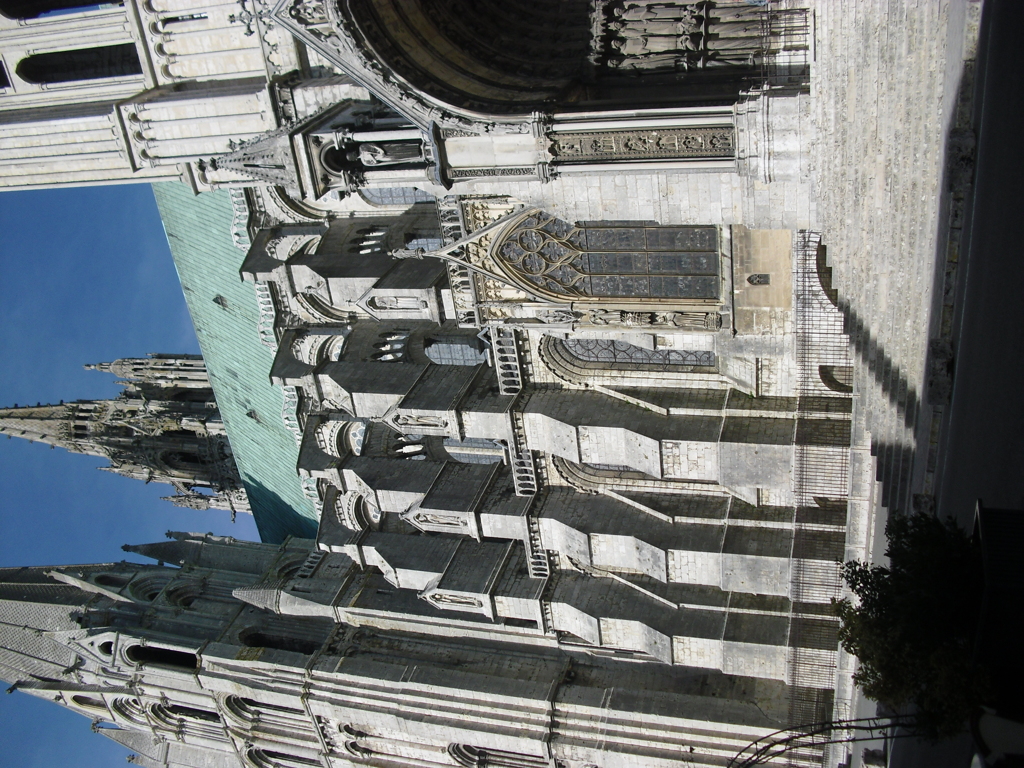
xmin=586 ymin=309 xmax=723 ymax=330
xmin=551 ymin=127 xmax=735 ymax=163
xmin=448 ymin=167 xmax=536 ymax=178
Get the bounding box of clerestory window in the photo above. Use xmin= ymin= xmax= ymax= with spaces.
xmin=16 ymin=43 xmax=142 ymax=84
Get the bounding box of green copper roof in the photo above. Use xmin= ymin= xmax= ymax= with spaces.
xmin=151 ymin=182 xmax=317 ymax=543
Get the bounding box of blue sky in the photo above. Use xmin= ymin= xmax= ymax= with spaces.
xmin=0 ymin=184 xmax=259 ymax=767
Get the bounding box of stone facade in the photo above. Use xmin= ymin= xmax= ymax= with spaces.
xmin=0 ymin=354 xmax=250 ymax=515
xmin=0 ymin=2 xmax=894 ymax=767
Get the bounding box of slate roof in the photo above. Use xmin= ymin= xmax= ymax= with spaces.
xmin=151 ymin=183 xmax=317 ymax=543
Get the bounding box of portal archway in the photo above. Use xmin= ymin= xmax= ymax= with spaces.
xmin=345 ymin=0 xmax=592 ymax=116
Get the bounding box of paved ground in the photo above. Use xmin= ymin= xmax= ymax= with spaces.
xmin=810 ymin=0 xmax=980 ymax=516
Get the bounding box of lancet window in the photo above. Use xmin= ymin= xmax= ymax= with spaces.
xmin=539 ymin=336 xmax=716 ymax=385
xmin=561 ymin=339 xmax=714 ymax=368
xmin=448 ymin=744 xmax=549 ymax=768
xmin=125 ymin=645 xmax=198 ymax=672
xmin=492 ymin=211 xmax=720 ymax=303
xmin=16 ymin=44 xmax=143 ymax=84
xmin=246 ymin=749 xmax=321 ymax=768
xmin=0 ymin=0 xmax=101 ymax=20
xmin=224 ymin=696 xmax=307 ymax=728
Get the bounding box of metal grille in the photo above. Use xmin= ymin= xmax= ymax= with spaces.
xmin=786 ymin=231 xmax=854 ymax=767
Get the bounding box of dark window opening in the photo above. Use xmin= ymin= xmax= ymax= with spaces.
xmin=320 ymin=146 xmax=353 ymax=176
xmin=72 ymin=695 xmax=106 ymax=709
xmin=94 ymin=574 xmax=128 ymax=588
xmin=240 ymin=697 xmax=304 ymax=716
xmin=98 ymin=641 xmax=114 ymax=656
xmin=0 ymin=0 xmax=103 ymax=20
xmin=0 ymin=62 xmax=10 ymax=89
xmin=166 ymin=704 xmax=220 ymax=723
xmin=16 ymin=43 xmax=142 ymax=84
xmin=239 ymin=629 xmax=321 ymax=656
xmin=125 ymin=645 xmax=198 ymax=672
xmin=502 ymin=617 xmax=538 ymax=629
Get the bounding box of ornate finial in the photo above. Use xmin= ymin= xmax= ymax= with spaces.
xmin=228 ymin=0 xmax=272 ymax=36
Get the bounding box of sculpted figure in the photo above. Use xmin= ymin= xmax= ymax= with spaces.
xmin=611 ymin=19 xmax=700 ymax=37
xmin=395 ymin=414 xmax=447 ymax=428
xmin=607 ymin=53 xmax=683 ymax=70
xmin=615 ymin=3 xmax=700 ymax=23
xmin=350 ymin=141 xmax=423 ymax=167
xmin=367 ymin=296 xmax=427 ymax=310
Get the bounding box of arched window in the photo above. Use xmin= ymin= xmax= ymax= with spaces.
xmin=16 ymin=44 xmax=143 ymax=84
xmin=448 ymin=744 xmax=548 ymax=768
xmin=491 ymin=210 xmax=720 ymax=302
xmin=111 ymin=697 xmax=147 ymax=725
xmin=129 ymin=575 xmax=171 ymax=602
xmin=538 ymin=336 xmax=716 ymax=386
xmin=152 ymin=703 xmax=220 ymax=724
xmin=72 ymin=695 xmax=106 ymax=711
xmin=246 ymin=748 xmax=322 ymax=768
xmin=0 ymin=0 xmax=99 ymax=20
xmin=560 ymin=339 xmax=714 ymax=369
xmin=125 ymin=645 xmax=198 ymax=672
xmin=359 ymin=187 xmax=433 ymax=207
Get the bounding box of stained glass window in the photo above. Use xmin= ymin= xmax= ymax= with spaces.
xmin=492 ymin=211 xmax=720 ymax=301
xmin=561 ymin=338 xmax=714 ymax=368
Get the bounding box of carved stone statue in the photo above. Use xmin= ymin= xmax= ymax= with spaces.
xmin=351 ymin=141 xmax=423 ymax=167
xmin=395 ymin=414 xmax=447 ymax=429
xmin=412 ymin=512 xmax=468 ymax=528
xmin=615 ymin=3 xmax=700 ymax=23
xmin=536 ymin=309 xmax=581 ymax=325
xmin=367 ymin=296 xmax=428 ymax=311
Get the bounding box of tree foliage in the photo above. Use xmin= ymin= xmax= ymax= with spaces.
xmin=833 ymin=512 xmax=987 ymax=739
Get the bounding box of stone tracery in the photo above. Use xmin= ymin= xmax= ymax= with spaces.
xmin=490 ymin=209 xmax=720 ymax=303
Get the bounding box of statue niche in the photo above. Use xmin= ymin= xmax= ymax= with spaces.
xmin=320 ymin=139 xmax=425 ymax=177
xmin=605 ymin=1 xmax=770 ymax=72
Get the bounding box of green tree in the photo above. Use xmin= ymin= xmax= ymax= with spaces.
xmin=833 ymin=512 xmax=987 ymax=739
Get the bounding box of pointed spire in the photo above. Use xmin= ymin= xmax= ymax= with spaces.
xmin=122 ymin=536 xmax=205 ymax=567
xmin=231 ymin=583 xmax=282 ymax=613
xmin=124 ymin=533 xmax=281 ymax=575
xmin=211 ymin=125 xmax=298 ymax=188
xmin=0 ymin=402 xmax=77 ymax=449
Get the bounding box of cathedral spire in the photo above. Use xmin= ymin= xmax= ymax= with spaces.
xmin=2 ymin=356 xmax=251 ymax=515
xmin=0 ymin=402 xmax=96 ymax=453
